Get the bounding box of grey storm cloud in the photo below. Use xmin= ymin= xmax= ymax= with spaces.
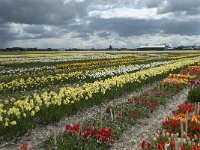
xmin=22 ymin=25 xmax=68 ymax=39
xmin=69 ymin=17 xmax=200 ymax=37
xmin=0 ymin=0 xmax=200 ymax=48
xmin=0 ymin=0 xmax=89 ymax=25
xmin=97 ymin=32 xmax=111 ymax=38
xmin=144 ymin=0 xmax=161 ymax=8
xmin=71 ymin=32 xmax=92 ymax=40
xmin=0 ymin=0 xmax=89 ymax=47
xmin=23 ymin=25 xmax=48 ymax=34
xmin=0 ymin=24 xmax=18 ymax=47
xmin=0 ymin=24 xmax=67 ymax=42
xmin=157 ymin=0 xmax=200 ymax=15
xmin=0 ymin=24 xmax=17 ymax=38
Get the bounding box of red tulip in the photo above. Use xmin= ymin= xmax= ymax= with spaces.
xmin=82 ymin=131 xmax=91 ymax=139
xmin=140 ymin=140 xmax=145 ymax=149
xmin=150 ymin=108 xmax=154 ymax=113
xmin=20 ymin=144 xmax=28 ymax=150
xmin=107 ymin=104 xmax=113 ymax=109
xmin=128 ymin=98 xmax=132 ymax=102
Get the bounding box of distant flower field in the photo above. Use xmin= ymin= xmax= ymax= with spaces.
xmin=0 ymin=51 xmax=200 ymax=149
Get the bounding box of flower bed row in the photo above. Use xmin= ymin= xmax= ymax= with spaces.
xmin=1 ymin=55 xmax=167 ymax=86
xmin=0 ymin=58 xmax=199 ymax=140
xmin=0 ymin=60 xmax=170 ymax=94
xmin=88 ymin=61 xmax=170 ymax=79
xmin=140 ymin=65 xmax=200 ymax=150
xmin=0 ymin=54 xmax=195 ymax=85
xmin=140 ymin=101 xmax=200 ymax=150
xmin=57 ymin=57 xmax=145 ymax=69
xmin=0 ymin=55 xmax=139 ymax=74
xmin=0 ymin=59 xmax=132 ymax=83
xmin=0 ymin=53 xmax=127 ymax=65
xmin=43 ymin=63 xmax=200 ymax=149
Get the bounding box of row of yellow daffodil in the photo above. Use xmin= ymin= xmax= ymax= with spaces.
xmin=0 ymin=56 xmax=149 ymax=83
xmin=168 ymin=53 xmax=200 ymax=59
xmin=0 ymin=57 xmax=200 ymax=137
xmin=57 ymin=57 xmax=146 ymax=69
xmin=0 ymin=53 xmax=136 ymax=66
xmin=57 ymin=53 xmax=200 ymax=70
xmin=0 ymin=52 xmax=135 ymax=59
xmin=0 ymin=71 xmax=85 ymax=93
xmin=0 ymin=60 xmax=154 ymax=93
xmin=0 ymin=54 xmax=195 ymax=83
xmin=1 ymin=57 xmax=172 ymax=94
xmin=0 ymin=62 xmax=130 ymax=83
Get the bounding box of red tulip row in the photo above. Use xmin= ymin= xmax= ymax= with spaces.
xmin=140 ymin=65 xmax=200 ymax=150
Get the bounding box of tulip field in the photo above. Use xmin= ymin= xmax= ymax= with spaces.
xmin=0 ymin=51 xmax=200 ymax=150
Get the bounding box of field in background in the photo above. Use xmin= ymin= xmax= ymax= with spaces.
xmin=0 ymin=51 xmax=200 ymax=149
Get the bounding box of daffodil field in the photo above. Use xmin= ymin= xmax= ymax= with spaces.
xmin=0 ymin=51 xmax=200 ymax=149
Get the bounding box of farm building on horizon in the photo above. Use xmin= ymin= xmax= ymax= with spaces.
xmin=137 ymin=45 xmax=170 ymax=50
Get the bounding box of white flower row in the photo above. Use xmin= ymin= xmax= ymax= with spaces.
xmin=0 ymin=54 xmax=125 ymax=63
xmin=0 ymin=66 xmax=57 ymax=74
xmin=87 ymin=61 xmax=171 ymax=79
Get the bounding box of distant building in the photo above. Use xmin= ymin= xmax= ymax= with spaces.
xmin=109 ymin=45 xmax=113 ymax=50
xmin=137 ymin=45 xmax=169 ymax=51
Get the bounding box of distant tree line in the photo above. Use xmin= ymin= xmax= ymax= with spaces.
xmin=0 ymin=45 xmax=200 ymax=51
xmin=1 ymin=47 xmax=60 ymax=51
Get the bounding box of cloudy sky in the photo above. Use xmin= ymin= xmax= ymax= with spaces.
xmin=0 ymin=0 xmax=200 ymax=49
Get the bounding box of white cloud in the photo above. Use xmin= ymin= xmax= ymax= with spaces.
xmin=89 ymin=7 xmax=169 ymax=19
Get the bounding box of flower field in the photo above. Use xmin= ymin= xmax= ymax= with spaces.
xmin=0 ymin=51 xmax=200 ymax=150
xmin=140 ymin=67 xmax=200 ymax=150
